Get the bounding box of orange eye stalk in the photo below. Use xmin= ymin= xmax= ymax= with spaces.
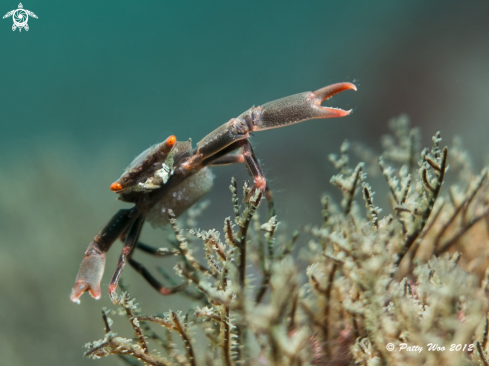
xmin=110 ymin=182 xmax=123 ymax=192
xmin=159 ymin=135 xmax=177 ymax=154
xmin=167 ymin=135 xmax=176 ymax=146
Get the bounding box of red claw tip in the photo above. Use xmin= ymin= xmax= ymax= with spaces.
xmin=89 ymin=287 xmax=102 ymax=300
xmin=314 ymin=82 xmax=357 ymax=103
xmin=312 ymin=82 xmax=356 ymax=118
xmin=70 ymin=282 xmax=89 ymax=304
xmin=70 ymin=281 xmax=102 ymax=303
xmin=345 ymin=82 xmax=357 ymax=92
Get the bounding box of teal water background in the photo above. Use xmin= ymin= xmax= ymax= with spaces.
xmin=1 ymin=1 xmax=489 ymax=365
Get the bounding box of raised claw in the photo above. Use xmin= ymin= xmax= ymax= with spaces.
xmin=196 ymin=82 xmax=357 ymax=160
xmin=253 ymin=82 xmax=357 ymax=131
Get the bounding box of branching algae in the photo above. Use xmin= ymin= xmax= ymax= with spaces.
xmin=82 ymin=117 xmax=489 ymax=365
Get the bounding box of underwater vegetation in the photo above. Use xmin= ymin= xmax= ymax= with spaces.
xmin=80 ymin=117 xmax=489 ymax=366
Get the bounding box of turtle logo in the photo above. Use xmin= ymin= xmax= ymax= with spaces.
xmin=3 ymin=3 xmax=37 ymax=32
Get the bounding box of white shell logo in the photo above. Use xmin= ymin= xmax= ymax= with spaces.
xmin=3 ymin=3 xmax=37 ymax=32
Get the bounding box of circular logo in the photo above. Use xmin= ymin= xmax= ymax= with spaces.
xmin=386 ymin=343 xmax=395 ymax=351
xmin=13 ymin=9 xmax=28 ymax=27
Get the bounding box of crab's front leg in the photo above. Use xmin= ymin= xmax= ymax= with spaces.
xmin=195 ymin=82 xmax=356 ymax=191
xmin=107 ymin=215 xmax=145 ymax=303
xmin=70 ymin=207 xmax=139 ymax=303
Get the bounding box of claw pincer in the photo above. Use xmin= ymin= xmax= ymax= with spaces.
xmin=70 ymin=243 xmax=105 ymax=303
xmin=256 ymin=82 xmax=357 ymax=127
xmin=70 ymin=208 xmax=139 ymax=303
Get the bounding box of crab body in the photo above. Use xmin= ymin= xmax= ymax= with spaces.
xmin=70 ymin=82 xmax=356 ymax=304
xmin=110 ymin=137 xmax=215 ymax=228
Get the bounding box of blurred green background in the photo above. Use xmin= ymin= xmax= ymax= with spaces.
xmin=1 ymin=1 xmax=489 ymax=365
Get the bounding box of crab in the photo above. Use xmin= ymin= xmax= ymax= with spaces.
xmin=70 ymin=82 xmax=357 ymax=304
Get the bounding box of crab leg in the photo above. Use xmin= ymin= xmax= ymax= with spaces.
xmin=242 ymin=140 xmax=266 ymax=191
xmin=114 ymin=240 xmax=191 ymax=296
xmin=204 ymin=139 xmax=267 ymax=192
xmin=128 ymin=257 xmax=189 ymax=295
xmin=206 ymin=140 xmax=275 ymax=215
xmin=207 ymin=154 xmax=245 ymax=166
xmin=70 ymin=207 xmax=139 ymax=303
xmin=242 ymin=141 xmax=276 ymax=216
xmin=108 ymin=215 xmax=145 ymax=303
xmin=196 ymin=82 xmax=356 ymax=159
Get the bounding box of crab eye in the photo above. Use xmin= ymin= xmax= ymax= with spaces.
xmin=166 ymin=135 xmax=177 ymax=146
xmin=110 ymin=182 xmax=123 ymax=192
xmin=167 ymin=135 xmax=176 ymax=146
